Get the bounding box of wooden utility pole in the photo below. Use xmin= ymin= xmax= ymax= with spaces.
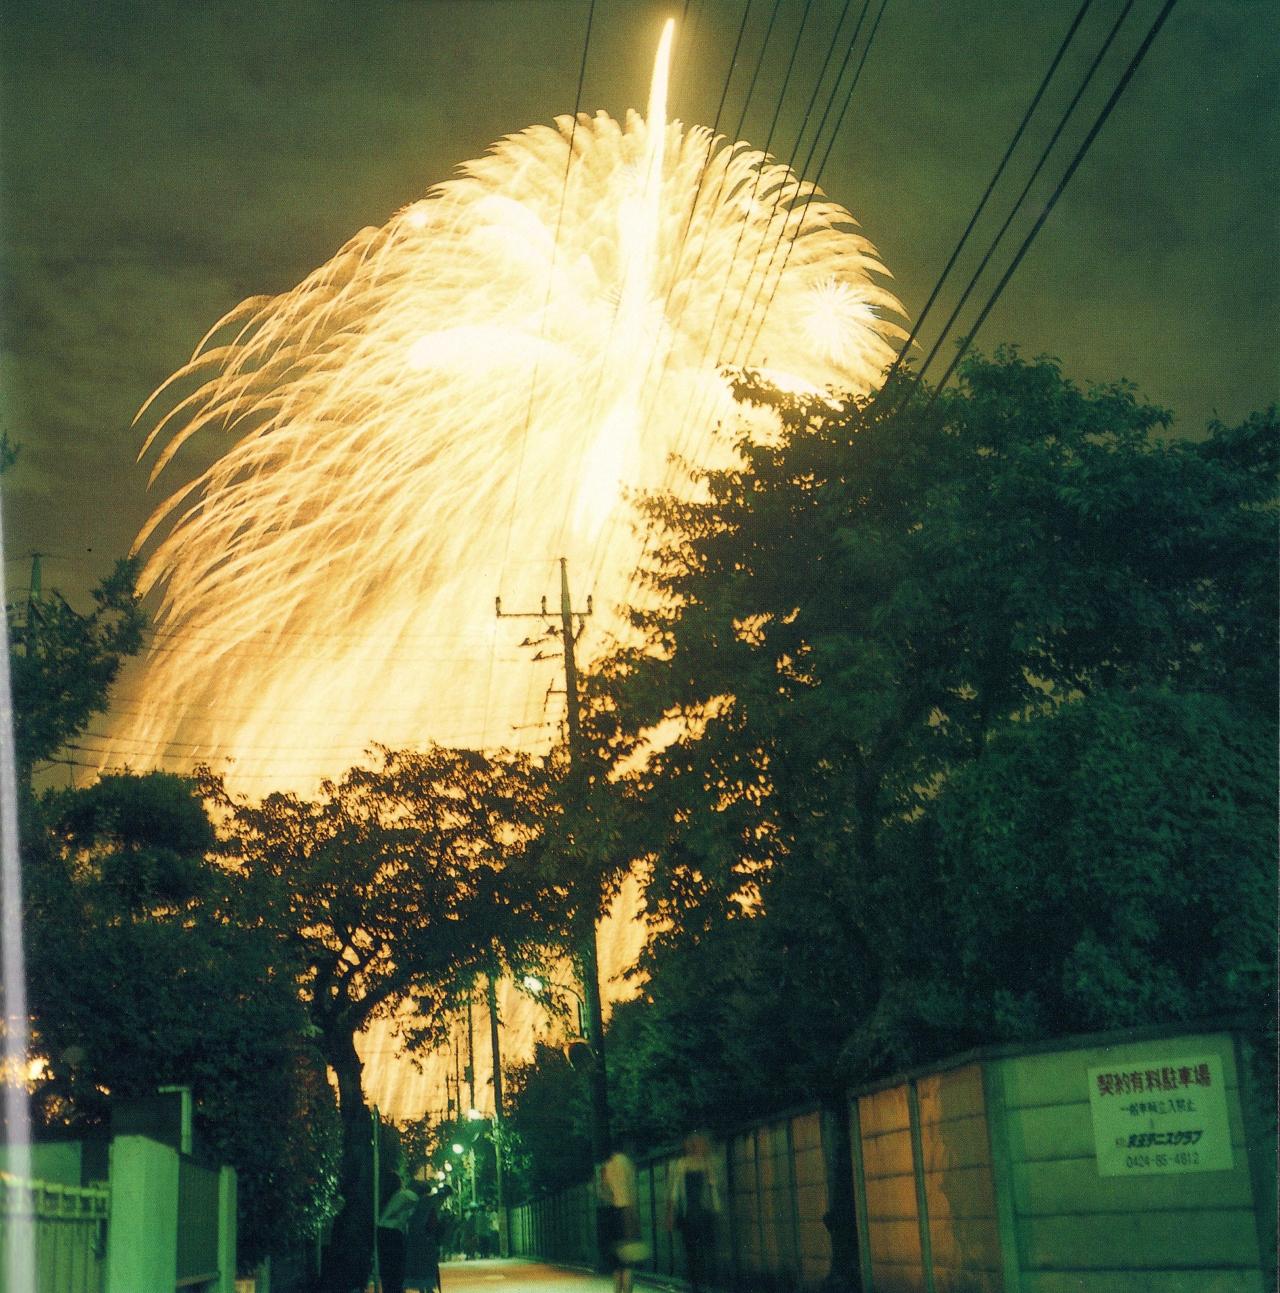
xmin=553 ymin=559 xmax=611 ymax=1180
xmin=486 ymin=973 xmax=510 ymax=1257
xmin=497 ymin=558 xmax=610 ymax=1259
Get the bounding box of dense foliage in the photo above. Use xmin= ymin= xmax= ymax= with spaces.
xmin=9 ymin=559 xmax=144 ymax=780
xmin=26 ymin=771 xmax=341 ymax=1265
xmin=582 ymin=351 xmax=1276 ymax=1147
xmin=503 ymin=1040 xmax=593 ymax=1197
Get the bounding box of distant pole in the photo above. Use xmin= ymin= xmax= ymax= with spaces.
xmin=487 ymin=973 xmax=511 ymax=1257
xmin=555 ymin=558 xmax=612 ymax=1185
xmin=466 ymin=989 xmax=476 ymax=1112
xmin=452 ymin=1028 xmax=462 ymax=1119
xmin=371 ymin=1105 xmax=382 ymax=1292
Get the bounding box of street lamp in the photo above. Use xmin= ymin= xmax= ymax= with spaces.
xmin=522 ymin=972 xmax=587 ymax=1038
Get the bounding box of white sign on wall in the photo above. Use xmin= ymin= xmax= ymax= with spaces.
xmin=1087 ymin=1054 xmax=1233 ymax=1176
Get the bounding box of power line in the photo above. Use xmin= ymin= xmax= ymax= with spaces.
xmin=584 ymin=0 xmax=829 ymax=605
xmin=486 ymin=0 xmax=597 ymax=749
xmin=924 ymin=0 xmax=1180 ymax=406
xmin=912 ymin=0 xmax=1137 ymax=391
xmin=551 ymin=0 xmax=760 ymax=569
xmin=723 ymin=0 xmax=875 ymax=365
xmin=561 ymin=0 xmax=785 ymax=605
xmin=600 ymin=0 xmax=891 ymax=627
xmin=879 ymin=0 xmax=1098 ymax=395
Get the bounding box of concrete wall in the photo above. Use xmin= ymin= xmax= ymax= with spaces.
xmin=989 ymin=1030 xmax=1268 ymax=1292
xmin=918 ymin=1064 xmax=1001 ymax=1293
xmin=511 ymin=1106 xmax=836 ymax=1289
xmin=849 ymin=1025 xmax=1274 ymax=1293
xmin=791 ymin=1111 xmax=832 ymax=1286
xmin=856 ymin=1082 xmax=924 ymax=1293
xmin=106 ymin=1135 xmax=179 ymax=1293
xmin=509 ymin=1023 xmax=1274 ymax=1291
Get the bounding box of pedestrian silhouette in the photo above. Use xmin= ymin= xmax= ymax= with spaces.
xmin=665 ymin=1133 xmax=720 ymax=1293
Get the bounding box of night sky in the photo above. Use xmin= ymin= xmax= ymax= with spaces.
xmin=2 ymin=0 xmax=1276 ymax=606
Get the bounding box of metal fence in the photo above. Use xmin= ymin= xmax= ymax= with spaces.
xmin=0 ymin=1174 xmax=108 ymax=1293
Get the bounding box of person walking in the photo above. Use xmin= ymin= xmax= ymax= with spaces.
xmin=376 ymin=1174 xmax=420 ymax=1293
xmin=665 ymin=1133 xmax=720 ymax=1293
xmin=599 ymin=1145 xmax=645 ymax=1292
xmin=405 ymin=1184 xmax=451 ymax=1293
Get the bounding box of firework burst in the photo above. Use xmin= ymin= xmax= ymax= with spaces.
xmin=101 ymin=29 xmax=902 ymax=1116
xmin=106 ymin=30 xmax=900 ymax=789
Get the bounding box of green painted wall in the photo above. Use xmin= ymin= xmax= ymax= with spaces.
xmin=850 ymin=1026 xmax=1275 ymax=1293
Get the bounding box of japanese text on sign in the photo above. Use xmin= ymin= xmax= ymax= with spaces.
xmin=1087 ymin=1054 xmax=1233 ymax=1176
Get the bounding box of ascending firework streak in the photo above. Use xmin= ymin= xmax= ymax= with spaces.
xmin=103 ymin=22 xmax=900 ymax=796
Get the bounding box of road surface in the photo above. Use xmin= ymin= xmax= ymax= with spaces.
xmin=438 ymin=1258 xmax=670 ymax=1290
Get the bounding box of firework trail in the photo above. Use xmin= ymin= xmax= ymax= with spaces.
xmin=102 ymin=27 xmax=901 ymax=1115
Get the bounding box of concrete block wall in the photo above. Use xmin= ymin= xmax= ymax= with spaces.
xmin=849 ymin=1024 xmax=1274 ymax=1292
xmin=790 ymin=1111 xmax=832 ymax=1286
xmin=509 ymin=1023 xmax=1274 ymax=1291
xmin=989 ymin=1030 xmax=1268 ymax=1292
xmin=510 ymin=1106 xmax=837 ymax=1289
xmin=917 ymin=1064 xmax=1001 ymax=1293
xmin=857 ymin=1082 xmax=925 ymax=1292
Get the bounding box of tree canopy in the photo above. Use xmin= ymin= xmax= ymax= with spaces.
xmin=26 ymin=770 xmax=341 ymax=1266
xmin=206 ymin=743 xmax=565 ymax=1291
xmin=594 ymin=350 xmax=1276 ymax=1111
xmin=9 ymin=559 xmax=144 ymax=781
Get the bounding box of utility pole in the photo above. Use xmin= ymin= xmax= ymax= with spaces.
xmin=486 ymin=973 xmax=510 ymax=1258
xmin=25 ymin=552 xmax=42 ymax=657
xmin=465 ymin=991 xmax=476 ymax=1114
xmin=497 ymin=558 xmax=611 ymax=1263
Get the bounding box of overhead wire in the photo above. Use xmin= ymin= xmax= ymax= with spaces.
xmin=549 ymin=0 xmax=757 ymax=572
xmin=597 ymin=0 xmax=891 ymax=637
xmin=582 ymin=0 xmax=815 ymax=609
xmin=578 ymin=0 xmax=787 ymax=605
xmin=877 ymin=0 xmax=1098 ymax=397
xmin=484 ymin=0 xmax=598 ymax=752
xmin=922 ymin=0 xmax=1180 ymax=408
xmin=722 ymin=0 xmax=873 ymax=365
xmin=913 ymin=0 xmax=1139 ymax=391
xmin=605 ymin=0 xmax=1178 ymax=685
xmin=733 ymin=0 xmax=889 ymax=367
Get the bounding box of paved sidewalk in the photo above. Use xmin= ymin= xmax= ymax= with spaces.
xmin=439 ymin=1258 xmax=676 ymax=1291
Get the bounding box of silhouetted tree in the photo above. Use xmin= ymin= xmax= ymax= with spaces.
xmin=207 ymin=745 xmax=562 ymax=1293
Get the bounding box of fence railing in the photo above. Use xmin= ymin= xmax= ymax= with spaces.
xmin=0 ymin=1173 xmax=109 ymax=1293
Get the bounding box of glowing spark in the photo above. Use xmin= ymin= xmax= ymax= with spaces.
xmin=100 ymin=27 xmax=902 ymax=1117
xmin=107 ymin=32 xmax=900 ymax=786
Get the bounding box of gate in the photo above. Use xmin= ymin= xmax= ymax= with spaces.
xmin=0 ymin=1173 xmax=109 ymax=1293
